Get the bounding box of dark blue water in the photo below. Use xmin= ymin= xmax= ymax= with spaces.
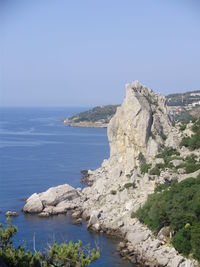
xmin=0 ymin=107 xmax=132 ymax=267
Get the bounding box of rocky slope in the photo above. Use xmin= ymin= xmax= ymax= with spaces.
xmin=24 ymin=81 xmax=199 ymax=267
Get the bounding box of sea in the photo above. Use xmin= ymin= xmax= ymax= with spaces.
xmin=0 ymin=107 xmax=133 ymax=267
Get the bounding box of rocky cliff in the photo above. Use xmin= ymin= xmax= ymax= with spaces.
xmin=23 ymin=81 xmax=199 ymax=267
xmin=107 ymin=81 xmax=178 ymax=174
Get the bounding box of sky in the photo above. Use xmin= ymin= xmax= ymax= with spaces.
xmin=0 ymin=0 xmax=200 ymax=107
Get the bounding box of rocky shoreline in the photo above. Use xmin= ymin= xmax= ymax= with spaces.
xmin=23 ymin=81 xmax=199 ymax=267
xmin=23 ymin=181 xmax=198 ymax=267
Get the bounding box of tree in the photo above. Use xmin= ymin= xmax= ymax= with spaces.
xmin=0 ymin=219 xmax=100 ymax=267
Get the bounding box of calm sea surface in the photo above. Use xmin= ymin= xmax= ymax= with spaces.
xmin=0 ymin=107 xmax=133 ymax=267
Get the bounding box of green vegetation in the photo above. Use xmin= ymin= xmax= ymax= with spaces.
xmin=138 ymin=152 xmax=145 ymax=164
xmin=140 ymin=163 xmax=151 ymax=174
xmin=174 ymin=109 xmax=194 ymax=123
xmin=0 ymin=220 xmax=100 ymax=267
xmin=156 ymin=147 xmax=180 ymax=159
xmin=177 ymin=154 xmax=200 ymax=174
xmin=118 ymin=182 xmax=137 ymax=192
xmin=179 ymin=123 xmax=186 ymax=131
xmin=124 ymin=182 xmax=136 ymax=189
xmin=138 ymin=153 xmax=152 ymax=174
xmin=147 ymin=147 xmax=181 ymax=175
xmin=149 ymin=166 xmax=161 ymax=176
xmin=68 ymin=105 xmax=119 ymax=123
xmin=166 ymin=90 xmax=200 ymax=107
xmin=180 ymin=118 xmax=200 ymax=150
xmin=133 ymin=175 xmax=200 ymax=261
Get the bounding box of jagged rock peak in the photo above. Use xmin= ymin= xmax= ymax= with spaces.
xmin=126 ymin=80 xmax=152 ymax=94
xmin=107 ymin=81 xmax=176 ymax=174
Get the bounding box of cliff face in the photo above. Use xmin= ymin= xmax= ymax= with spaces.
xmin=107 ymin=80 xmax=176 ymax=174
xmin=83 ymin=81 xmax=177 ymax=213
xmin=81 ymin=82 xmax=197 ymax=266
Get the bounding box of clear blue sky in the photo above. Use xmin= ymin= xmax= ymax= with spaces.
xmin=0 ymin=0 xmax=200 ymax=107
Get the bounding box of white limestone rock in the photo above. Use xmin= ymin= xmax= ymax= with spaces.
xmin=23 ymin=193 xmax=43 ymax=213
xmin=23 ymin=185 xmax=81 ymax=214
xmin=40 ymin=184 xmax=80 ymax=206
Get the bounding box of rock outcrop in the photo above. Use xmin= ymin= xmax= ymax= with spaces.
xmin=107 ymin=80 xmax=178 ymax=174
xmin=23 ymin=184 xmax=82 ymax=216
xmin=23 ymin=81 xmax=198 ymax=267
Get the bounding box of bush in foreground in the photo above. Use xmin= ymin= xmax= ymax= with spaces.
xmin=0 ymin=220 xmax=100 ymax=267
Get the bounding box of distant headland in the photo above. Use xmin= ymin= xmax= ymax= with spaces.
xmin=65 ymin=89 xmax=200 ymax=128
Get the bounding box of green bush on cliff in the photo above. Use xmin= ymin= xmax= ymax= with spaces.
xmin=149 ymin=166 xmax=160 ymax=176
xmin=134 ymin=174 xmax=200 ymax=261
xmin=152 ymin=147 xmax=181 ymax=173
xmin=140 ymin=163 xmax=151 ymax=174
xmin=0 ymin=219 xmax=100 ymax=267
xmin=180 ymin=118 xmax=200 ymax=150
xmin=177 ymin=154 xmax=200 ymax=174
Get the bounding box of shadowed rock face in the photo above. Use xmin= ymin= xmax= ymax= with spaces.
xmin=107 ymin=81 xmax=173 ymax=174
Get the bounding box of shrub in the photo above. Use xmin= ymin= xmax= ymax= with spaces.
xmin=0 ymin=219 xmax=100 ymax=267
xmin=124 ymin=182 xmax=136 ymax=189
xmin=140 ymin=163 xmax=151 ymax=174
xmin=156 ymin=147 xmax=180 ymax=159
xmin=180 ymin=118 xmax=200 ymax=150
xmin=135 ymin=174 xmax=200 ymax=261
xmin=149 ymin=166 xmax=160 ymax=176
xmin=179 ymin=123 xmax=186 ymax=131
xmin=172 ymin=228 xmax=191 ymax=256
xmin=177 ymin=154 xmax=200 ymax=174
xmin=138 ymin=152 xmax=146 ymax=164
xmin=191 ymin=222 xmax=200 ymax=261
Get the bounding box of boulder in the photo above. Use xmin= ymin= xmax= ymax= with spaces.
xmin=157 ymin=226 xmax=171 ymax=241
xmin=87 ymin=210 xmax=100 ymax=228
xmin=72 ymin=210 xmax=82 ymax=219
xmin=40 ymin=184 xmax=79 ymax=206
xmin=155 ymin=158 xmax=165 ymax=165
xmin=23 ymin=185 xmax=82 ymax=214
xmin=171 ymin=159 xmax=184 ymax=167
xmin=72 ymin=218 xmax=82 ymax=225
xmin=23 ymin=193 xmax=43 ymax=213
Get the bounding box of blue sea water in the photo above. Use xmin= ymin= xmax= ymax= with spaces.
xmin=0 ymin=107 xmax=133 ymax=267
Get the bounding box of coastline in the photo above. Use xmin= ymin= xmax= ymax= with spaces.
xmin=23 ymin=82 xmax=200 ymax=267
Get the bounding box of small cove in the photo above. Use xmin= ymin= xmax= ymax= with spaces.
xmin=0 ymin=107 xmax=133 ymax=267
